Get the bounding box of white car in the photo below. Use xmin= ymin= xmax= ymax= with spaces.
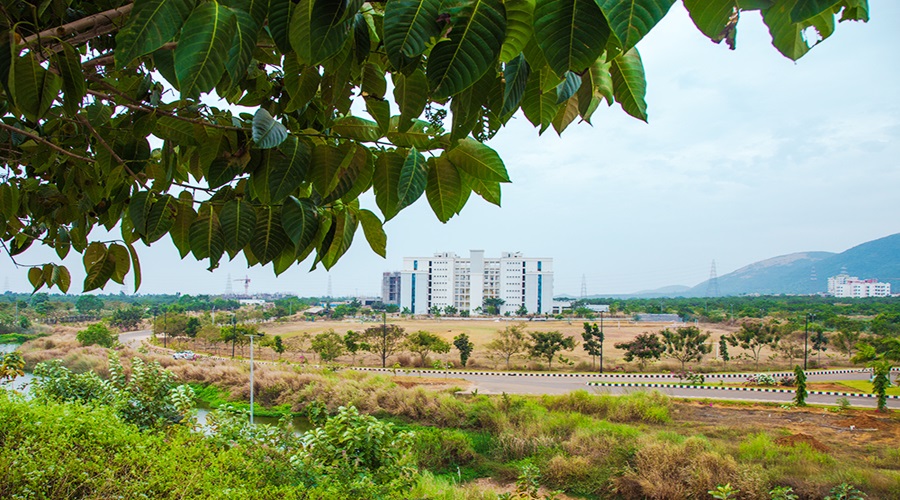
xmin=172 ymin=351 xmax=196 ymax=360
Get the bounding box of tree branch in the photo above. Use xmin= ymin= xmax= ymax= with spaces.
xmin=21 ymin=3 xmax=134 ymax=47
xmin=0 ymin=122 xmax=95 ymax=163
xmin=75 ymin=114 xmax=146 ymax=187
xmin=86 ymin=88 xmax=247 ymax=132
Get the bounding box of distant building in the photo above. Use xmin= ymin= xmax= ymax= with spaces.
xmin=381 ymin=272 xmax=401 ymax=305
xmin=827 ymin=273 xmax=891 ymax=298
xmin=399 ymin=250 xmax=553 ymax=315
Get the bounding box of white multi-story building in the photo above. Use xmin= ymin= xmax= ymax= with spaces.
xmin=400 ymin=251 xmax=553 ymax=315
xmin=827 ymin=273 xmax=891 ymax=298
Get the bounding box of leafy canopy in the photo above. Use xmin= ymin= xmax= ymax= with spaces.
xmin=1 ymin=0 xmax=869 ymax=292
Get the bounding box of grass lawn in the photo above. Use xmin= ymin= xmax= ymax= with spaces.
xmin=835 ymin=379 xmax=900 ymax=397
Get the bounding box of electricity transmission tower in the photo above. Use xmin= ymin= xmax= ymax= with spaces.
xmin=706 ymin=260 xmax=720 ymax=297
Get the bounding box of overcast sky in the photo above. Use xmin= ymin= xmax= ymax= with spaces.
xmin=2 ymin=2 xmax=898 ymax=298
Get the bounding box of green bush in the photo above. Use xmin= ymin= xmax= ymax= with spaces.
xmin=75 ymin=323 xmax=116 ymax=347
xmin=413 ymin=427 xmax=477 ymax=472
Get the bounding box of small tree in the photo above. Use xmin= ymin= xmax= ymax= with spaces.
xmin=76 ymin=323 xmax=116 ymax=347
xmin=528 ymin=331 xmax=575 ymax=370
xmin=364 ymin=324 xmax=407 ymax=368
xmin=0 ymin=352 xmax=25 ymax=384
xmin=581 ymin=322 xmax=604 ymax=371
xmin=615 ymin=332 xmax=665 ymax=371
xmin=812 ymin=327 xmax=828 ymax=367
xmin=660 ymin=326 xmax=712 ymax=373
xmin=727 ymin=320 xmax=781 ymax=371
xmin=311 ymin=329 xmax=346 ymax=363
xmin=483 ymin=297 xmax=505 ymax=316
xmin=273 ymin=335 xmax=285 ymax=358
xmin=485 ymin=323 xmax=530 ymax=369
xmin=870 ymin=360 xmax=892 ymax=413
xmin=794 ymin=366 xmax=808 ymax=406
xmin=516 ymin=304 xmax=528 ymax=317
xmin=344 ymin=330 xmax=368 ymax=365
xmin=443 ymin=305 xmax=458 ymax=317
xmin=453 ymin=333 xmax=474 ymax=368
xmin=719 ymin=336 xmax=730 ymax=368
xmin=404 ymin=331 xmax=451 ymax=367
xmin=184 ymin=317 xmax=202 ymax=338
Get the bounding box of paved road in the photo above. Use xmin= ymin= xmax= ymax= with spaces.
xmin=119 ymin=329 xmax=152 ymax=348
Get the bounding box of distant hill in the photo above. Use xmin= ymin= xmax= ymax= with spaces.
xmin=685 ymin=233 xmax=900 ymax=296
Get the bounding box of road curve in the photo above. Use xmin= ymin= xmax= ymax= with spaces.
xmin=118 ymin=329 xmax=152 ymax=349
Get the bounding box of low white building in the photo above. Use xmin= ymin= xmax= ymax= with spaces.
xmin=827 ymin=273 xmax=891 ymax=298
xmin=400 ymin=250 xmax=553 ymax=315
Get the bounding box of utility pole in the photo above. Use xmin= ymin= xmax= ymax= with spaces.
xmin=163 ymin=310 xmax=167 ymax=348
xmin=231 ymin=315 xmax=237 ymax=359
xmin=599 ymin=310 xmax=604 ymax=374
xmin=804 ymin=312 xmax=815 ymax=370
xmin=381 ymin=311 xmax=387 ymax=368
xmin=246 ymin=331 xmax=263 ymax=424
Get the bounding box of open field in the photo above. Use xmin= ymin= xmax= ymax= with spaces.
xmin=254 ymin=317 xmax=857 ymax=372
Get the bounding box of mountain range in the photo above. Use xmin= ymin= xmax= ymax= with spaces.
xmin=581 ymin=233 xmax=900 ymax=298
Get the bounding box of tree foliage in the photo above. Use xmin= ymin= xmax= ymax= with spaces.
xmin=727 ymin=320 xmax=781 ymax=371
xmin=528 ymin=330 xmax=575 ymax=369
xmin=615 ymin=331 xmax=664 ymax=371
xmin=660 ymin=325 xmax=712 ymax=372
xmin=486 ymin=322 xmax=529 ymax=369
xmin=76 ymin=322 xmax=117 ymax=347
xmin=403 ymin=330 xmax=450 ymax=367
xmin=363 ymin=323 xmax=407 ymax=368
xmin=311 ymin=328 xmax=346 ymax=362
xmin=108 ymin=305 xmax=144 ymax=330
xmin=453 ymin=332 xmax=474 ymax=367
xmin=581 ymin=321 xmax=604 ymax=370
xmin=0 ymin=1 xmax=868 ymax=292
xmin=75 ymin=295 xmax=104 ymax=314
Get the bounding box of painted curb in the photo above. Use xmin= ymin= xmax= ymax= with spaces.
xmin=352 ymin=367 xmax=870 ymax=379
xmin=585 ymin=381 xmax=900 ymax=400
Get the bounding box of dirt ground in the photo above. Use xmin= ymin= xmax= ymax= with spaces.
xmin=258 ymin=317 xmax=743 ymax=370
xmin=673 ymin=400 xmax=900 ymax=457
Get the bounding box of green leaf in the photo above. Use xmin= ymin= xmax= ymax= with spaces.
xmin=128 ymin=191 xmax=153 ymax=235
xmin=365 ymin=96 xmax=391 ymax=134
xmin=460 ymin=170 xmax=502 ymax=206
xmin=116 ymin=0 xmax=197 ymax=68
xmin=220 ymin=199 xmax=257 ymax=253
xmin=107 ymin=244 xmax=131 ymax=285
xmin=393 ymin=69 xmax=429 ymax=133
xmin=54 ymin=265 xmax=72 ymax=294
xmin=551 ymin=95 xmax=580 ymax=134
xmin=447 ymin=138 xmax=510 ymax=182
xmin=334 ymin=148 xmax=375 ymax=204
xmin=28 ymin=267 xmax=43 ymax=292
xmin=763 ymin=0 xmax=834 ymax=61
xmin=189 ymin=207 xmax=226 ymax=270
xmin=502 ymin=54 xmax=530 ymax=117
xmin=426 ymin=0 xmax=507 ymax=98
xmin=174 ymin=1 xmax=236 ymax=97
xmin=792 ymin=0 xmax=840 ymax=22
xmin=500 ymin=0 xmax=536 ymax=63
xmin=154 ymin=116 xmax=199 ymax=146
xmin=610 ymin=48 xmax=647 ymax=122
xmin=283 ymin=57 xmax=322 ymax=113
xmin=311 ymin=143 xmax=357 ymax=198
xmin=84 ymin=255 xmax=116 ymax=292
xmin=383 ymin=0 xmax=442 ymax=69
xmin=398 ymin=147 xmax=428 ymax=210
xmin=11 ymin=53 xmax=61 ymax=123
xmin=387 ymin=118 xmax=439 ymax=149
xmin=282 ymin=196 xmax=319 ymax=250
xmin=373 ymin=151 xmax=404 ymax=220
xmin=532 ymin=0 xmax=612 ymax=77
xmin=251 ymin=136 xmax=311 ymax=203
xmin=426 ymin=155 xmax=462 ymax=223
xmin=250 ymin=206 xmax=290 ymax=265
xmin=53 ymin=43 xmax=85 ymax=117
xmin=252 ymin=108 xmax=289 ymax=149
xmin=598 ymin=0 xmax=676 ymax=54
xmin=332 ymin=116 xmax=382 ymax=142
xmin=290 ymin=0 xmax=353 ymax=66
xmin=222 ymin=5 xmax=262 ymax=85
xmin=358 ymin=209 xmax=386 ymax=257
xmin=555 ymin=71 xmax=581 ymax=104
xmin=268 ymin=0 xmax=294 ymax=53
xmin=318 ymin=208 xmax=357 ymax=270
xmin=520 ymin=66 xmax=559 ymax=133
xmin=683 ymin=0 xmax=739 ymax=42
xmin=361 ymin=61 xmax=387 ymax=98
xmin=145 ymin=194 xmax=178 ymax=242
xmin=125 ymin=240 xmax=142 ymax=291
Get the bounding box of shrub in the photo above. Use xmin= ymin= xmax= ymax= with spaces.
xmin=413 ymin=427 xmax=477 ymax=471
xmin=76 ymin=323 xmax=116 ymax=347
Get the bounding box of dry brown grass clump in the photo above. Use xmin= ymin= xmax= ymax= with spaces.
xmin=774 ymin=434 xmax=829 ymax=453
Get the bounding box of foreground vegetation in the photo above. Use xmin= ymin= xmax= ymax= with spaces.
xmin=4 ymin=346 xmax=900 ymax=499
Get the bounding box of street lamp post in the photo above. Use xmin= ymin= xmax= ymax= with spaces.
xmin=231 ymin=315 xmax=237 ymax=359
xmin=246 ymin=332 xmax=264 ymax=424
xmin=804 ymin=313 xmax=816 ymax=370
xmin=163 ymin=310 xmax=167 ymax=349
xmin=599 ymin=311 xmax=604 ymax=374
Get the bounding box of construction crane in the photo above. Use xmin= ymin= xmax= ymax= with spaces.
xmin=234 ymin=275 xmax=251 ymax=297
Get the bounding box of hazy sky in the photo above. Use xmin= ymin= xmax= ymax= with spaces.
xmin=2 ymin=2 xmax=899 ymax=297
